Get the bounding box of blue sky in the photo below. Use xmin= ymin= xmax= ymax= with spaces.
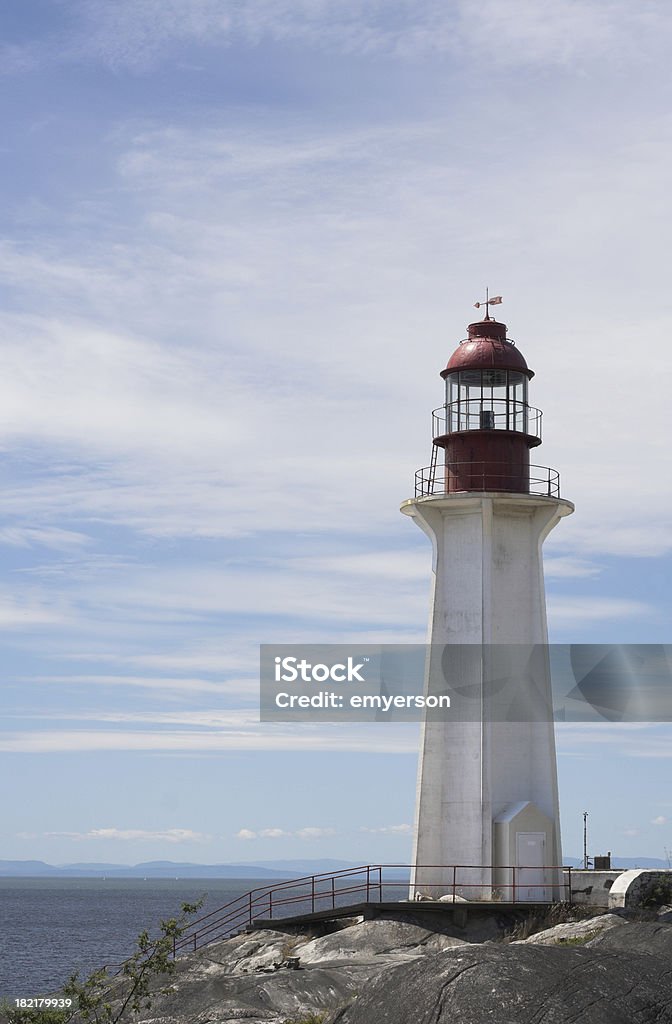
xmin=1 ymin=0 xmax=671 ymax=869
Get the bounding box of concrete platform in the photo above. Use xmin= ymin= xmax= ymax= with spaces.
xmin=250 ymin=899 xmax=558 ymax=933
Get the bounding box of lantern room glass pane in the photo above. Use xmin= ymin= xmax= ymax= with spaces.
xmin=446 ymin=369 xmax=530 ymax=434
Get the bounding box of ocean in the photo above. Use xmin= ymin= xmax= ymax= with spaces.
xmin=0 ymin=877 xmax=271 ymax=1001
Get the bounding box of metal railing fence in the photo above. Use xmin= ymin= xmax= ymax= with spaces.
xmin=432 ymin=400 xmax=542 ymax=439
xmin=414 ymin=463 xmax=561 ymax=498
xmin=171 ymin=862 xmax=573 ymax=956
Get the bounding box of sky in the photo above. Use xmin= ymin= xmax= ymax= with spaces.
xmin=1 ymin=0 xmax=671 ymax=869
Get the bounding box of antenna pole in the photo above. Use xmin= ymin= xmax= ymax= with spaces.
xmin=583 ymin=811 xmax=589 ymax=869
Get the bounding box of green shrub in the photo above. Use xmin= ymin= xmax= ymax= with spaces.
xmin=554 ymin=929 xmax=601 ymax=946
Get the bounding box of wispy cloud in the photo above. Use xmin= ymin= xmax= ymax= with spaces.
xmin=26 ymin=675 xmax=240 ymax=695
xmin=557 ymin=724 xmax=672 ymax=760
xmin=75 ymin=563 xmax=428 ymax=627
xmin=2 ymin=105 xmax=671 ymax=565
xmin=547 ymin=597 xmax=652 ymax=625
xmin=543 ymin=556 xmax=602 ymax=580
xmin=12 ymin=709 xmax=258 ymax=727
xmin=360 ymin=823 xmax=412 ymax=835
xmin=235 ymin=829 xmax=257 ymax=841
xmin=0 ymin=725 xmax=419 ymax=755
xmin=0 ymin=592 xmax=69 ymax=629
xmin=235 ymin=825 xmax=337 ymax=841
xmin=293 ymin=551 xmax=428 ymax=582
xmin=451 ymin=0 xmax=654 ymax=68
xmin=7 ymin=1 xmax=669 ymax=72
xmin=297 ymin=827 xmax=337 ymax=840
xmin=41 ymin=827 xmax=210 ymax=842
xmin=0 ymin=527 xmax=91 ymax=551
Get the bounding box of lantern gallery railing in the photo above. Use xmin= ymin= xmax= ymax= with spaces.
xmin=415 ymin=463 xmax=561 ymax=499
xmin=432 ymin=400 xmax=542 ymax=439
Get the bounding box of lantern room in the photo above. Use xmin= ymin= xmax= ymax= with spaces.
xmin=441 ymin=319 xmax=536 ymax=436
xmin=415 ymin=313 xmax=560 ymax=497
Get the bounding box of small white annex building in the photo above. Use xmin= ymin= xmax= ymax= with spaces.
xmin=403 ymin=301 xmax=573 ymax=902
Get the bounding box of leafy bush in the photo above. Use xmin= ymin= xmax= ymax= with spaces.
xmin=554 ymin=929 xmax=601 ymax=946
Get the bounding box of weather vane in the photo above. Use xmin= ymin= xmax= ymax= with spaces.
xmin=473 ymin=287 xmax=503 ymax=320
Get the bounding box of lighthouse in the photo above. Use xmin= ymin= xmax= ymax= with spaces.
xmin=402 ymin=298 xmax=573 ymax=901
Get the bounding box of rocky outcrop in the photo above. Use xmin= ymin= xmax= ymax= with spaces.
xmin=129 ymin=914 xmax=478 ymax=1024
xmin=324 ymin=921 xmax=672 ymax=1024
xmin=514 ymin=911 xmax=626 ymax=945
xmin=137 ymin=927 xmax=377 ymax=1023
xmin=113 ymin=911 xmax=672 ymax=1024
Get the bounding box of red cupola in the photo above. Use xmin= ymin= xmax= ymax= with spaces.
xmin=415 ymin=303 xmax=560 ymax=498
xmin=442 ymin=319 xmax=532 ymax=379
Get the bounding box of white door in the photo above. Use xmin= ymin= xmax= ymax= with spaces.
xmin=515 ymin=832 xmax=549 ymax=901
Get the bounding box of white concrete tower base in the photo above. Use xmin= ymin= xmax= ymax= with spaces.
xmin=402 ymin=491 xmax=574 ymax=901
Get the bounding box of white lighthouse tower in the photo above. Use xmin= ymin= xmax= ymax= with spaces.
xmin=402 ymin=299 xmax=573 ymax=902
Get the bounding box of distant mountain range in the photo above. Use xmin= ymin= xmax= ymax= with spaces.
xmin=0 ymin=858 xmax=360 ymax=878
xmin=0 ymin=856 xmax=669 ymax=878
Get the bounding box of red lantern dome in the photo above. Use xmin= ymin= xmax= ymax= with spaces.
xmin=442 ymin=320 xmax=533 ymax=379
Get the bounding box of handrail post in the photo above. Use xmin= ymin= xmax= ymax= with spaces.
xmin=366 ymin=865 xmax=370 ymax=902
xmin=452 ymin=864 xmax=456 ymax=902
xmin=311 ymin=875 xmax=315 ymax=914
xmin=512 ymin=866 xmax=516 ymax=904
xmin=249 ymin=890 xmax=252 ymax=929
xmin=269 ymin=889 xmax=273 ymax=919
xmin=331 ymin=876 xmax=335 ymax=910
xmin=567 ymin=865 xmax=572 ymax=904
xmin=379 ymin=866 xmax=383 ymax=903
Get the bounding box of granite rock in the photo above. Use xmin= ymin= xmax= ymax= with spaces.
xmin=86 ymin=913 xmax=672 ymax=1024
xmin=324 ymin=921 xmax=672 ymax=1024
xmin=515 ymin=912 xmax=626 ymax=945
